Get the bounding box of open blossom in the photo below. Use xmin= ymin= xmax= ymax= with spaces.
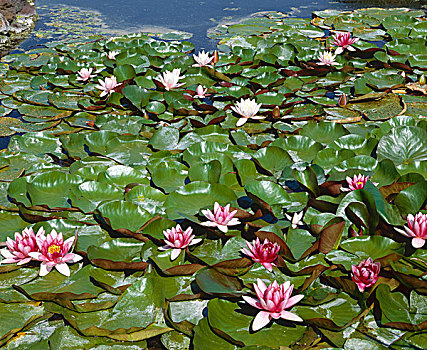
xmin=231 ymin=98 xmax=264 ymax=127
xmin=96 ymin=76 xmax=119 ymax=97
xmin=351 ymin=258 xmax=380 ymax=292
xmin=285 ymin=211 xmax=304 ymax=229
xmin=241 ymin=238 xmax=279 ymax=272
xmin=201 ymin=202 xmax=240 ymax=233
xmin=331 ymin=32 xmax=359 ymax=54
xmin=192 ymin=50 xmax=214 ymax=68
xmin=195 ymin=85 xmax=208 ymax=98
xmin=342 ymin=174 xmax=378 ymax=192
xmin=243 ymin=279 xmax=304 ymax=331
xmin=28 ymin=229 xmax=82 ymax=277
xmin=76 ymin=68 xmax=94 ymax=82
xmin=395 ymin=213 xmax=427 ymax=248
xmin=155 ymin=68 xmax=185 ymax=91
xmin=106 ymin=50 xmax=119 ymax=60
xmin=318 ymin=51 xmax=338 ymax=66
xmin=159 ymin=225 xmax=202 ymax=260
xmin=1 ymin=227 xmax=42 ymax=265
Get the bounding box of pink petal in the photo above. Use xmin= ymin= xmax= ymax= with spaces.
xmin=252 ymin=311 xmax=272 ymax=331
xmin=16 ymin=257 xmax=32 ymax=265
xmin=242 ymin=296 xmax=262 ymax=309
xmin=28 ymin=252 xmax=43 ymax=260
xmin=279 ymin=310 xmax=303 ymax=322
xmin=285 ymin=294 xmax=304 ymax=308
xmin=262 ymin=262 xmax=273 ymax=272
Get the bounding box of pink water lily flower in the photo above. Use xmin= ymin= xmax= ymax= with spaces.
xmin=243 ymin=279 xmax=304 ymax=331
xmin=106 ymin=50 xmax=119 ymax=60
xmin=395 ymin=213 xmax=427 ymax=248
xmin=351 ymin=258 xmax=380 ymax=292
xmin=1 ymin=227 xmax=42 ymax=265
xmin=201 ymin=202 xmax=241 ymax=233
xmin=195 ymin=85 xmax=208 ymax=98
xmin=155 ymin=68 xmax=185 ymax=91
xmin=331 ymin=32 xmax=359 ymax=54
xmin=96 ymin=76 xmax=120 ymax=97
xmin=342 ymin=174 xmax=378 ymax=192
xmin=241 ymin=238 xmax=280 ymax=272
xmin=159 ymin=225 xmax=202 ymax=261
xmin=76 ymin=68 xmax=94 ymax=82
xmin=192 ymin=50 xmax=214 ymax=68
xmin=317 ymin=50 xmax=339 ymax=66
xmin=231 ymin=98 xmax=264 ymax=127
xmin=28 ymin=229 xmax=82 ymax=277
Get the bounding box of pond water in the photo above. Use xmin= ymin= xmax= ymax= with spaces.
xmin=23 ymin=0 xmax=427 ymax=52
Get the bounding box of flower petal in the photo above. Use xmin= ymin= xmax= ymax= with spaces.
xmin=55 ymin=263 xmax=71 ymax=276
xmin=242 ymin=296 xmax=262 ymax=309
xmin=39 ymin=262 xmax=53 ymax=277
xmin=252 ymin=311 xmax=272 ymax=331
xmin=0 ymin=249 xmax=14 ymax=259
xmin=412 ymin=237 xmax=425 ymax=249
xmin=236 ymin=118 xmax=248 ymax=127
xmin=170 ymin=248 xmax=181 ymax=261
xmin=280 ymin=310 xmax=303 ymax=322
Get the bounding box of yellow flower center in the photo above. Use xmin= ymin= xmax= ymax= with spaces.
xmin=356 ymin=181 xmax=364 ymax=186
xmin=48 ymin=245 xmax=61 ymax=254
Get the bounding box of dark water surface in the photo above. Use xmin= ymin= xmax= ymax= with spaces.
xmin=28 ymin=0 xmax=426 ymax=51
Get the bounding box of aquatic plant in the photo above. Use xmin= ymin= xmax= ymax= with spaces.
xmin=0 ymin=7 xmax=425 ymax=349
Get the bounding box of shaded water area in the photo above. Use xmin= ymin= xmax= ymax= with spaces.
xmin=19 ymin=0 xmax=427 ymax=52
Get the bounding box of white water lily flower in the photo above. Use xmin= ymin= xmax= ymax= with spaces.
xmin=96 ymin=76 xmax=120 ymax=97
xmin=285 ymin=211 xmax=304 ymax=229
xmin=106 ymin=50 xmax=119 ymax=60
xmin=192 ymin=50 xmax=214 ymax=68
xmin=155 ymin=68 xmax=185 ymax=91
xmin=317 ymin=51 xmax=339 ymax=66
xmin=231 ymin=98 xmax=264 ymax=127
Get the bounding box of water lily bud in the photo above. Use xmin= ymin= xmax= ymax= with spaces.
xmin=272 ymin=106 xmax=280 ymax=119
xmin=420 ymin=75 xmax=426 ymax=85
xmin=338 ymin=93 xmax=347 ymax=107
xmin=212 ymin=50 xmax=219 ymax=65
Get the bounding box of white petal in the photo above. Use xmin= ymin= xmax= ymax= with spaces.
xmin=236 ymin=118 xmax=248 ymax=127
xmin=39 ymin=262 xmax=53 ymax=277
xmin=170 ymin=248 xmax=181 ymax=261
xmin=0 ymin=249 xmax=14 ymax=259
xmin=189 ymin=238 xmax=203 ymax=246
xmin=412 ymin=237 xmax=425 ymax=249
xmin=55 ymin=263 xmax=71 ymax=276
xmin=395 ymin=227 xmax=410 ymax=237
xmin=217 ymin=225 xmax=229 ymax=233
xmin=335 ymin=47 xmax=344 ymax=55
xmin=68 ymin=254 xmax=83 ymax=263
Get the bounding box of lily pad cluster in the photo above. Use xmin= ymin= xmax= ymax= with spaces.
xmin=0 ymin=7 xmax=426 ymax=350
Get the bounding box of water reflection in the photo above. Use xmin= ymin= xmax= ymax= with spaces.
xmin=0 ymin=0 xmax=37 ymax=57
